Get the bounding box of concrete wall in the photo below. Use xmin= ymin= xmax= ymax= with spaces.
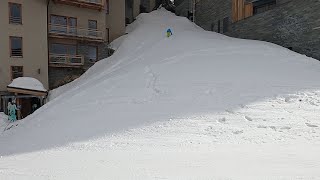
xmin=107 ymin=0 xmax=126 ymax=41
xmin=0 ymin=0 xmax=49 ymax=92
xmin=227 ymin=0 xmax=320 ymax=60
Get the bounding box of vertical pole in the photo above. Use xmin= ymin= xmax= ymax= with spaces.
xmin=15 ymin=94 xmax=21 ymax=120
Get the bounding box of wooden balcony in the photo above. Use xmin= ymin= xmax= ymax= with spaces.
xmin=49 ymin=54 xmax=84 ymax=67
xmin=49 ymin=24 xmax=104 ymax=42
xmin=52 ymin=0 xmax=104 ymax=11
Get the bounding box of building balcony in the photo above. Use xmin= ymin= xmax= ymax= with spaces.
xmin=49 ymin=54 xmax=84 ymax=67
xmin=49 ymin=24 xmax=104 ymax=42
xmin=52 ymin=0 xmax=104 ymax=11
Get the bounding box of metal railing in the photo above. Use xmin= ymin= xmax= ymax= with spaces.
xmin=49 ymin=24 xmax=104 ymax=40
xmin=49 ymin=54 xmax=84 ymax=66
xmin=77 ymin=0 xmax=103 ymax=5
xmin=9 ymin=16 xmax=22 ymax=24
xmin=11 ymin=49 xmax=22 ymax=57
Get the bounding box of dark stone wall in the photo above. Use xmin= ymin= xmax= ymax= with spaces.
xmin=195 ymin=0 xmax=232 ymax=32
xmin=78 ymin=42 xmax=109 ymax=70
xmin=179 ymin=0 xmax=320 ymax=60
xmin=49 ymin=43 xmax=110 ymax=89
xmin=141 ymin=0 xmax=151 ymax=12
xmin=49 ymin=67 xmax=84 ymax=89
xmin=175 ymin=0 xmax=191 ymax=17
xmin=226 ymin=0 xmax=320 ymax=60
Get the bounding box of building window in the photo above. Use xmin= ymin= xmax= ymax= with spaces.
xmin=88 ymin=20 xmax=98 ymax=37
xmin=11 ymin=66 xmax=23 ymax=80
xmin=88 ymin=46 xmax=98 ymax=63
xmin=105 ymin=0 xmax=109 ymax=14
xmin=50 ymin=15 xmax=77 ymax=34
xmin=9 ymin=3 xmax=22 ymax=24
xmin=50 ymin=43 xmax=77 ymax=55
xmin=223 ymin=17 xmax=229 ymax=33
xmin=10 ymin=36 xmax=23 ymax=57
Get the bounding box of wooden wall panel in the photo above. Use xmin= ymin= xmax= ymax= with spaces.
xmin=239 ymin=0 xmax=244 ymax=21
xmin=244 ymin=3 xmax=253 ymax=19
xmin=232 ymin=0 xmax=246 ymax=22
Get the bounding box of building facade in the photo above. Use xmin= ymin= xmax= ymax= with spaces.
xmin=48 ymin=0 xmax=111 ymax=89
xmin=0 ymin=0 xmax=49 ymax=111
xmin=0 ymin=0 xmax=156 ymax=113
xmin=175 ymin=0 xmax=320 ymax=60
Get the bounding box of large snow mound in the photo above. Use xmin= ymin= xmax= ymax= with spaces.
xmin=8 ymin=77 xmax=47 ymax=92
xmin=1 ymin=9 xmax=320 ymax=179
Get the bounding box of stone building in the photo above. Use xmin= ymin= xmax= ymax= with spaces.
xmin=175 ymin=0 xmax=320 ymax=60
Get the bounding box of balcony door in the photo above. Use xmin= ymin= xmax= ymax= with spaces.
xmin=88 ymin=20 xmax=98 ymax=37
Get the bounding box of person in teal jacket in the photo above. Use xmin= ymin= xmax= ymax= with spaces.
xmin=8 ymin=99 xmax=19 ymax=122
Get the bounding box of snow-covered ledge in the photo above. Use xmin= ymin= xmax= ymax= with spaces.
xmin=7 ymin=77 xmax=47 ymax=96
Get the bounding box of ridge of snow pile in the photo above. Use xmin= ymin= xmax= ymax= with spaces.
xmin=8 ymin=77 xmax=47 ymax=92
xmin=1 ymin=8 xmax=320 ymax=179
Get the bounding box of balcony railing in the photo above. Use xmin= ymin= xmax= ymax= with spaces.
xmin=11 ymin=49 xmax=23 ymax=57
xmin=78 ymin=0 xmax=103 ymax=5
xmin=49 ymin=54 xmax=84 ymax=66
xmin=49 ymin=24 xmax=104 ymax=41
xmin=9 ymin=16 xmax=22 ymax=24
xmin=52 ymin=0 xmax=104 ymax=10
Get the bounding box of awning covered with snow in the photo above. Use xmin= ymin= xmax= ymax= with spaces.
xmin=7 ymin=77 xmax=48 ymax=97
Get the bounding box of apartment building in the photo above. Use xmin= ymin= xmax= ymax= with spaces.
xmin=48 ymin=0 xmax=111 ymax=88
xmin=0 ymin=0 xmax=156 ymax=115
xmin=0 ymin=0 xmax=49 ymax=113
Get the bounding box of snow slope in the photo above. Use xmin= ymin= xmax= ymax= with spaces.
xmin=0 ymin=113 xmax=8 ymax=131
xmin=1 ymin=9 xmax=320 ymax=179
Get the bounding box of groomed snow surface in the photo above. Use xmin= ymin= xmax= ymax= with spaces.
xmin=1 ymin=9 xmax=320 ymax=179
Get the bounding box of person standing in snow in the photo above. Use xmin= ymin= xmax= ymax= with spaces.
xmin=167 ymin=28 xmax=173 ymax=37
xmin=8 ymin=99 xmax=19 ymax=122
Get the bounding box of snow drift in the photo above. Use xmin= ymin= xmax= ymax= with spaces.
xmin=1 ymin=9 xmax=320 ymax=179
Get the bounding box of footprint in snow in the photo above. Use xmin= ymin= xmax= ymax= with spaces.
xmin=269 ymin=126 xmax=277 ymax=131
xmin=244 ymin=116 xmax=253 ymax=122
xmin=218 ymin=117 xmax=227 ymax=124
xmin=233 ymin=130 xmax=244 ymax=135
xmin=225 ymin=109 xmax=235 ymax=114
xmin=280 ymin=126 xmax=291 ymax=130
xmin=257 ymin=125 xmax=268 ymax=129
xmin=306 ymin=123 xmax=318 ymax=128
xmin=239 ymin=104 xmax=246 ymax=108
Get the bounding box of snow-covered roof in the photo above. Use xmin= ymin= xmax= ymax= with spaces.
xmin=8 ymin=77 xmax=47 ymax=92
